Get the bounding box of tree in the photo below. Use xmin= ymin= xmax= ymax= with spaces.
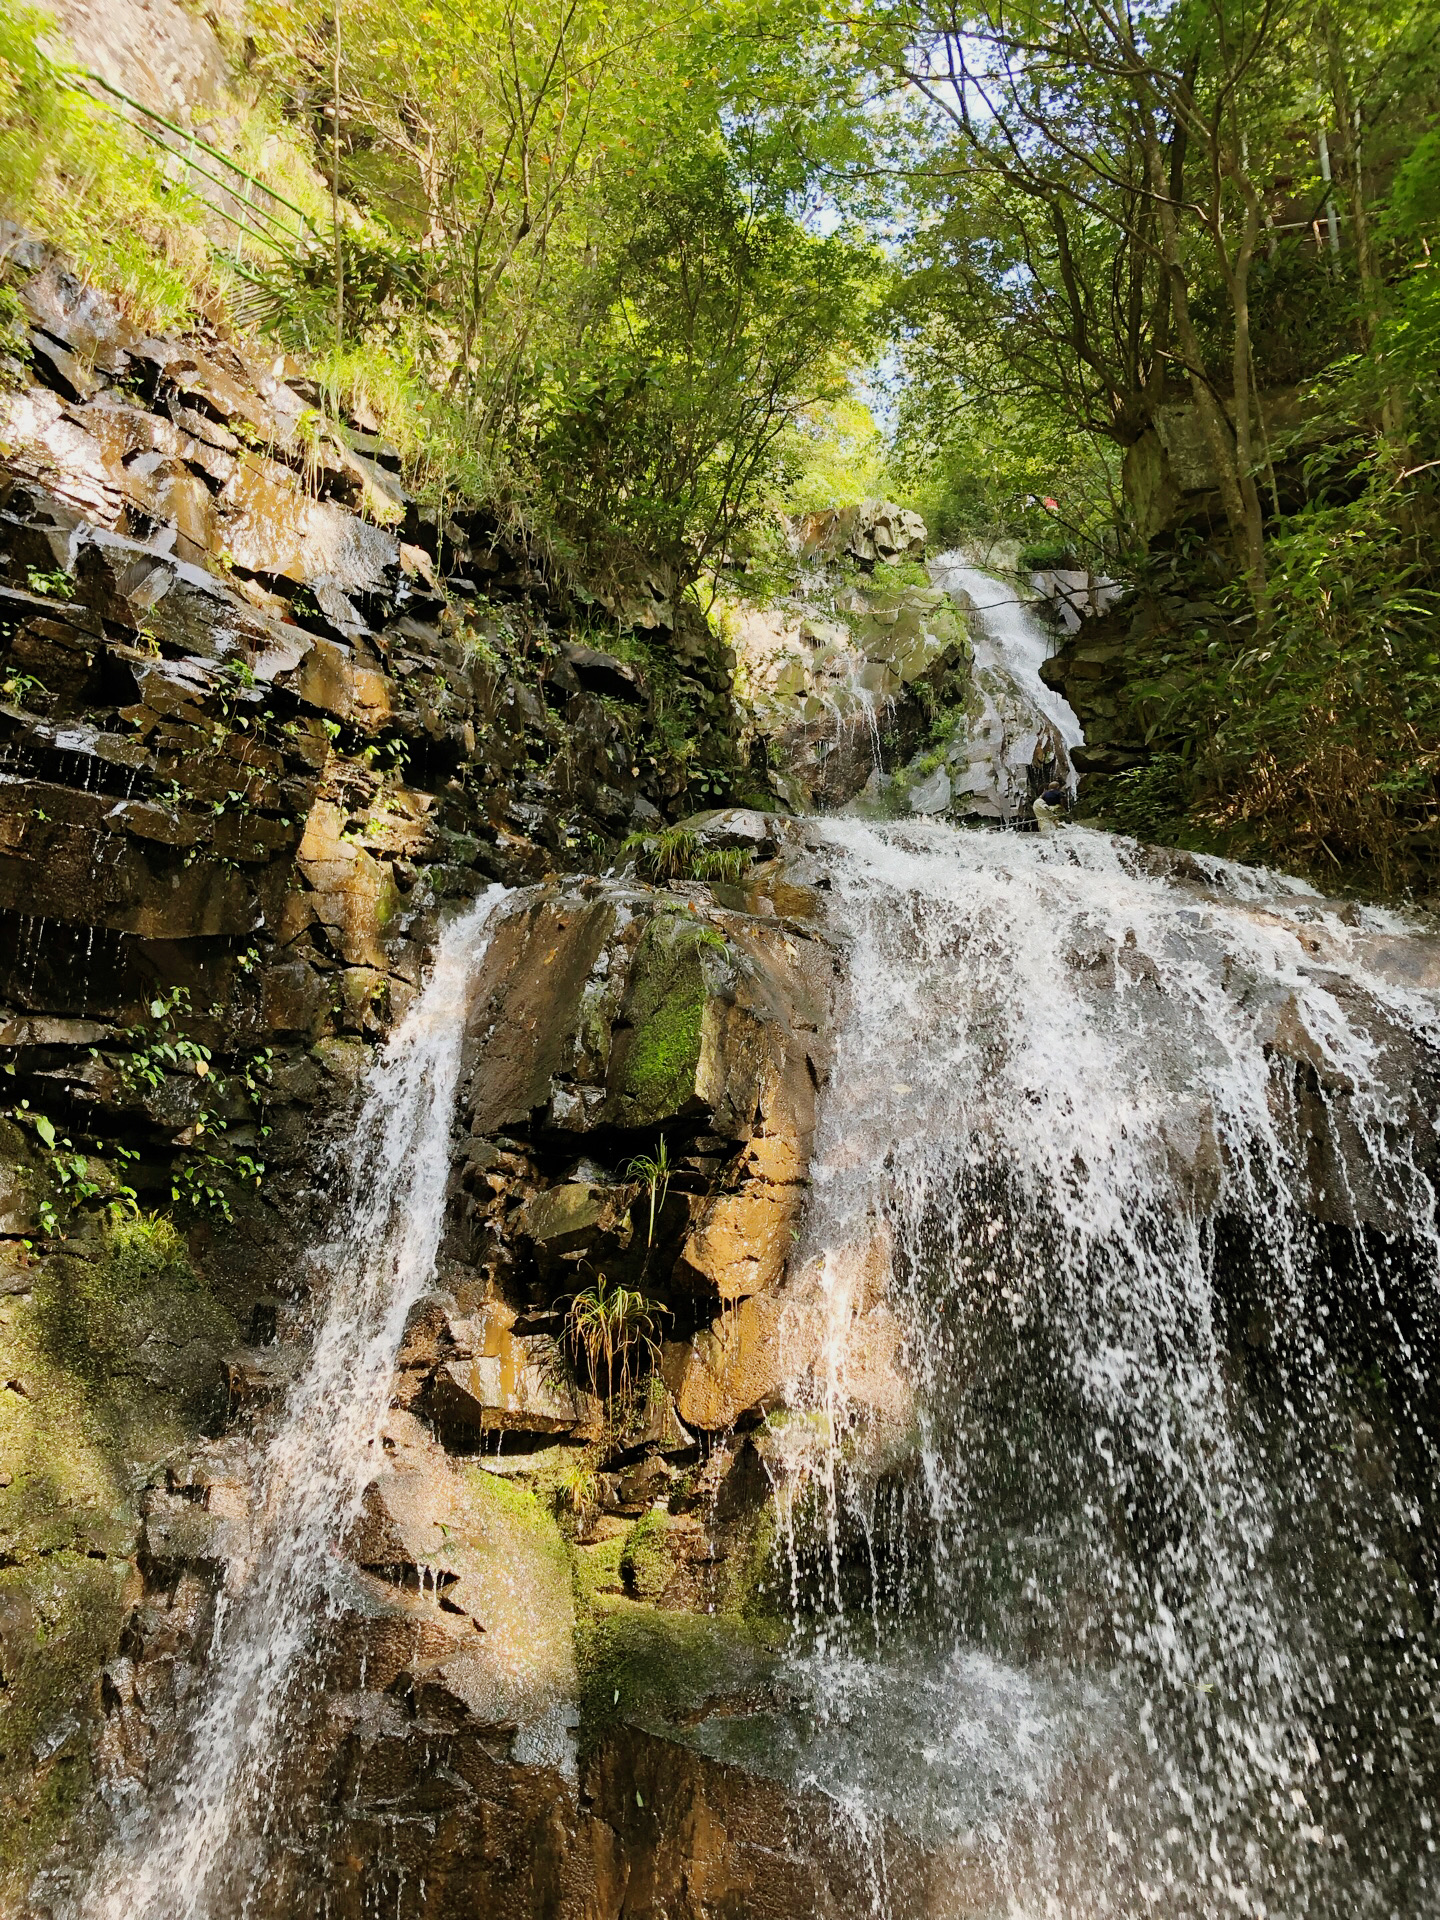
xmin=252 ymin=0 xmax=884 ymax=562
xmin=877 ymin=0 xmax=1362 ymax=607
xmin=536 ymin=143 xmax=883 ymax=580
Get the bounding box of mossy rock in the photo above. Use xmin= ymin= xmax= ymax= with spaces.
xmin=33 ymin=1213 xmax=234 ymax=1414
xmin=572 ymin=1529 xmax=628 ymax=1604
xmin=575 ymin=1603 xmax=786 ymax=1752
xmin=605 ymin=914 xmax=729 ymax=1128
xmin=619 ymin=1510 xmax=675 ymax=1600
xmin=0 ymin=1551 xmax=130 ymax=1901
xmin=0 ymin=1210 xmax=238 ymax=1899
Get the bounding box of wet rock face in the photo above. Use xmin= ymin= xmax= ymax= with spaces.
xmin=728 ymin=549 xmax=974 ymax=814
xmin=45 ymin=821 xmax=912 ymax=1918
xmin=0 ymin=225 xmax=765 ymax=1907
xmin=223 ymin=1725 xmax=938 ymax=1920
xmin=425 ymin=832 xmax=835 ymax=1443
xmin=0 ymin=220 xmax=753 ymax=1333
xmin=1038 ymin=602 xmax=1145 ymax=778
xmin=2 ymin=808 xmax=858 ymax=1906
xmin=18 ymin=810 xmax=1440 ymax=1912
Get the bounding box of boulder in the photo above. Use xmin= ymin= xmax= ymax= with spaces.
xmin=516 ymin=1181 xmax=619 ymax=1257
xmin=661 ymin=1295 xmax=791 ymax=1431
xmin=907 ymin=764 xmax=952 ymax=814
xmin=343 ymin=1411 xmax=578 ymax=1737
xmin=394 ymin=1294 xmax=599 ymax=1440
xmin=295 ymin=801 xmax=402 ymax=969
xmin=678 ymin=1135 xmax=807 ymax=1303
xmin=460 ymin=896 xmax=620 ymax=1135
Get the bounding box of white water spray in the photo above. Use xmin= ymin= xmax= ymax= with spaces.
xmin=739 ymin=817 xmax=1440 ymax=1916
xmin=87 ymin=886 xmax=510 ymax=1920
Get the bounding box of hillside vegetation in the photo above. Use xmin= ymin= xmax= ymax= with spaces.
xmin=882 ymin=0 xmax=1440 ymax=888
xmin=3 ymin=0 xmax=1438 ymax=887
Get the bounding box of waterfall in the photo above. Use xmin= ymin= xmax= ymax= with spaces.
xmin=54 ymin=797 xmax=1440 ymax=1918
xmin=86 ymin=885 xmax=511 ymax=1920
xmin=737 ymin=817 xmax=1440 ymax=1917
xmin=928 ymin=554 xmax=1084 ymax=810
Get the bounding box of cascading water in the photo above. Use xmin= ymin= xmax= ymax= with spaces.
xmin=928 ymin=554 xmax=1085 ymax=811
xmin=51 ymin=737 xmax=1440 ymax=1920
xmin=695 ymin=816 xmax=1440 ymax=1917
xmin=85 ymin=885 xmax=510 ymax=1920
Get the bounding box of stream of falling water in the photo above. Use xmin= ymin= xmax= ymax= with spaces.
xmin=85 ymin=885 xmax=510 ymax=1920
xmin=712 ymin=816 xmax=1440 ymax=1918
xmin=56 ymin=796 xmax=1440 ymax=1919
xmin=929 ymin=555 xmax=1085 ymax=804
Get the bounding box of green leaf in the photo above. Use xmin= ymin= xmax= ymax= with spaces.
xmin=34 ymin=1114 xmax=55 ymax=1149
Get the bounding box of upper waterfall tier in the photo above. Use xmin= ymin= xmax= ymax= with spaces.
xmin=928 ymin=552 xmax=1086 ymax=809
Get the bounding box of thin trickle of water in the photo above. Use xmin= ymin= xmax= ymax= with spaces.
xmin=77 ymin=924 xmax=95 ymax=1017
xmin=22 ymin=913 xmax=46 ymax=1000
xmin=763 ymin=817 xmax=1440 ymax=1917
xmin=818 ymin=675 xmax=891 ymax=781
xmin=87 ymin=885 xmax=510 ymax=1920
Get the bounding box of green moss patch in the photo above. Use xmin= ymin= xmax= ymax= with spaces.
xmin=0 ymin=1552 xmax=130 ymax=1896
xmin=458 ymin=1464 xmax=576 ymax=1592
xmin=608 ymin=916 xmax=727 ymax=1127
xmin=575 ymin=1603 xmax=786 ymax=1751
xmin=33 ymin=1213 xmax=233 ymax=1405
xmin=572 ymin=1529 xmax=628 ymax=1604
xmin=618 ymin=1510 xmax=673 ymax=1600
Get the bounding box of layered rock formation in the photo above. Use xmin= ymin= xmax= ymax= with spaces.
xmin=0 ymin=222 xmax=758 ymax=1904
xmin=1039 ymin=600 xmax=1151 ymax=778
xmin=30 ymin=811 xmax=920 ymax=1916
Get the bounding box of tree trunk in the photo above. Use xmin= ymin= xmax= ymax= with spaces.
xmin=1226 ymin=192 xmax=1269 ymax=606
xmin=1322 ymin=9 xmax=1405 ymax=444
xmin=1143 ymin=122 xmax=1266 ymax=606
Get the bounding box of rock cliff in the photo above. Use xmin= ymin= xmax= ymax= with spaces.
xmin=19 ymin=803 xmax=926 ymax=1917
xmin=0 ymin=223 xmax=774 ymax=1907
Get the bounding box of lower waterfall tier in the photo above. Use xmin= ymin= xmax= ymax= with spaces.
xmin=17 ymin=810 xmax=1440 ymax=1919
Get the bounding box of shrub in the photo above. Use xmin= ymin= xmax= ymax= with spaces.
xmin=0 ymin=7 xmax=210 ymax=328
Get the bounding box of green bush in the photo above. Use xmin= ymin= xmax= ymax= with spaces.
xmin=1018 ymin=541 xmax=1078 ymax=573
xmin=1101 ymin=753 xmax=1192 ymax=844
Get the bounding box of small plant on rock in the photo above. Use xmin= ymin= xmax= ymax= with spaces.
xmin=622 ymin=825 xmax=700 ymax=880
xmin=621 ymin=827 xmax=753 ymax=885
xmin=624 ymin=1135 xmax=672 ymax=1248
xmin=565 ymin=1273 xmax=668 ymax=1402
xmin=24 ymin=566 xmax=73 ymax=600
xmin=1 ymin=669 xmax=47 ymax=707
xmin=692 ymin=846 xmax=752 ymax=883
xmin=553 ymin=1457 xmax=601 ymax=1526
